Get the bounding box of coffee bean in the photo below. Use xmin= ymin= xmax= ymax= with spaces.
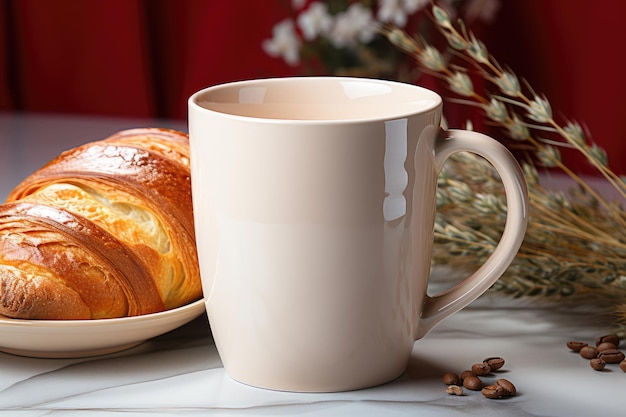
xmin=471 ymin=362 xmax=492 ymax=376
xmin=596 ymin=342 xmax=617 ymax=352
xmin=620 ymin=360 xmax=626 ymax=373
xmin=567 ymin=341 xmax=588 ymax=352
xmin=596 ymin=334 xmax=620 ymax=347
xmin=463 ymin=375 xmax=483 ymax=391
xmin=579 ymin=345 xmax=598 ymax=359
xmin=443 ymin=372 xmax=460 ymax=385
xmin=483 ymin=356 xmax=505 ymax=371
xmin=482 ymin=379 xmax=516 ymax=399
xmin=590 ymin=358 xmax=606 ymax=371
xmin=597 ymin=349 xmax=625 ymax=364
xmin=459 ymin=370 xmax=476 ymax=382
xmin=446 ymin=385 xmax=464 ymax=396
xmin=496 ymin=378 xmax=516 ymax=396
xmin=481 ymin=384 xmax=508 ymax=399
xmin=441 ymin=355 xmax=516 ymax=401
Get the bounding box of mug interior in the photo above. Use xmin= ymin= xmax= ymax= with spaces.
xmin=192 ymin=77 xmax=441 ymax=121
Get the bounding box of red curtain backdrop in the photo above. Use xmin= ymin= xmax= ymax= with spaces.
xmin=1 ymin=0 xmax=625 ymax=174
xmin=487 ymin=0 xmax=626 ymax=175
xmin=0 ymin=0 xmax=297 ymax=119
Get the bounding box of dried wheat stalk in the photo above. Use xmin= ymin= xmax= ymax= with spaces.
xmin=382 ymin=4 xmax=626 ymax=334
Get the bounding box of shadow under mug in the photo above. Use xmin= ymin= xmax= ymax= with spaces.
xmin=188 ymin=77 xmax=529 ymax=392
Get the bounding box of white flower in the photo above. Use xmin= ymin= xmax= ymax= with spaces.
xmin=463 ymin=0 xmax=501 ymax=24
xmin=297 ymin=2 xmax=334 ymax=41
xmin=262 ymin=19 xmax=301 ymax=66
xmin=329 ymin=3 xmax=377 ymax=48
xmin=291 ymin=0 xmax=307 ymax=10
xmin=402 ymin=0 xmax=430 ymax=13
xmin=377 ymin=0 xmax=429 ymax=27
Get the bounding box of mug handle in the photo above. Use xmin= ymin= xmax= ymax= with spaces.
xmin=415 ymin=129 xmax=529 ymax=339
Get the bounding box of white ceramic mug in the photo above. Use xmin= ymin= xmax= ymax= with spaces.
xmin=188 ymin=77 xmax=528 ymax=392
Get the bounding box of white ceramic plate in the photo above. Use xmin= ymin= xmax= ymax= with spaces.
xmin=0 ymin=299 xmax=205 ymax=358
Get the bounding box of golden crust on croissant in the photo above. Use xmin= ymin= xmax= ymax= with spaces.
xmin=0 ymin=128 xmax=201 ymax=320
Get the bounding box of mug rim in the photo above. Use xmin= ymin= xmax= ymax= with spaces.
xmin=188 ymin=76 xmax=442 ymax=124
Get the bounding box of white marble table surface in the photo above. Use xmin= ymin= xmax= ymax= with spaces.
xmin=0 ymin=112 xmax=624 ymax=417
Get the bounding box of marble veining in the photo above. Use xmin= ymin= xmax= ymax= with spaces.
xmin=0 ymin=307 xmax=624 ymax=417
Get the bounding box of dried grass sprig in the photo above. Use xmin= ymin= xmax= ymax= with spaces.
xmin=382 ymin=3 xmax=626 ymax=334
xmin=436 ymin=153 xmax=626 ymax=334
xmin=382 ymin=5 xmax=626 ymax=210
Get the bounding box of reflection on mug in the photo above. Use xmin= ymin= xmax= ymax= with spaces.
xmin=384 ymin=118 xmax=408 ymax=221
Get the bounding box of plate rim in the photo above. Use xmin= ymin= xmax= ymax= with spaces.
xmin=0 ymin=298 xmax=206 ymax=358
xmin=0 ymin=298 xmax=205 ymax=328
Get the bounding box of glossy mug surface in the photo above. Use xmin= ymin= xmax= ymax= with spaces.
xmin=188 ymin=77 xmax=528 ymax=392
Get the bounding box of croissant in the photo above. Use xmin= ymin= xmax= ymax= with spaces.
xmin=0 ymin=128 xmax=202 ymax=320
